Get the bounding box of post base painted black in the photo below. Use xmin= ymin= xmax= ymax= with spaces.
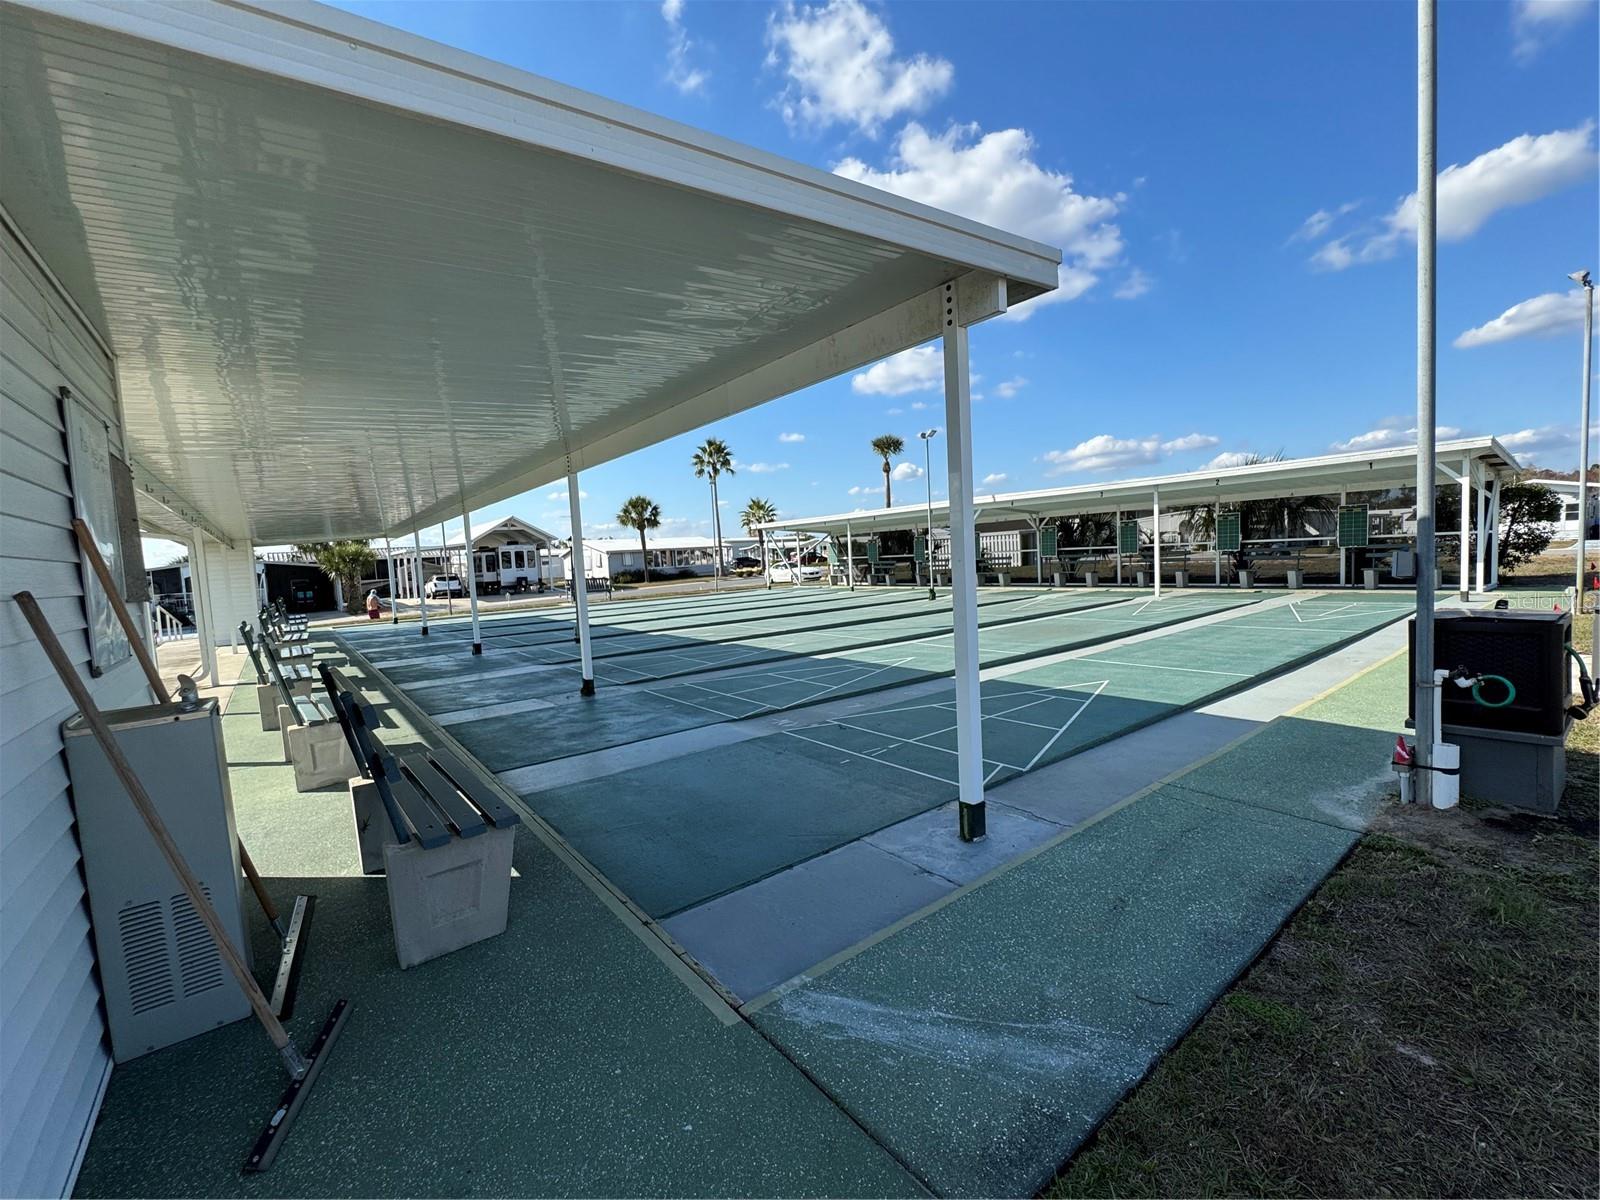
xmin=928 ymin=587 xmax=937 ymax=601
xmin=580 ymin=677 xmax=596 ymax=697
xmin=471 ymin=642 xmax=482 ymax=655
xmin=419 ymin=626 xmax=429 ymax=636
xmin=958 ymin=800 xmax=986 ymax=842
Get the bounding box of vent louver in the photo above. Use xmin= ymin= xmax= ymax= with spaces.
xmin=117 ymin=901 xmax=174 ymax=1014
xmin=172 ymin=888 xmax=224 ymax=997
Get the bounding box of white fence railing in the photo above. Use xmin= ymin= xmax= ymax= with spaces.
xmin=150 ymin=604 xmax=189 ymax=646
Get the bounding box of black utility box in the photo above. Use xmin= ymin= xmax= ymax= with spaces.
xmin=1409 ymin=608 xmax=1572 ymax=737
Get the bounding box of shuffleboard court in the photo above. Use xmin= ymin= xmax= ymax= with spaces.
xmin=438 ymin=592 xmax=1258 ymax=772
xmin=521 ymin=594 xmax=1410 ymax=919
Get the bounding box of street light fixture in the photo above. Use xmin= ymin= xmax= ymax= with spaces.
xmin=1570 ymin=270 xmax=1593 ymax=612
xmin=919 ymin=428 xmax=939 ymax=600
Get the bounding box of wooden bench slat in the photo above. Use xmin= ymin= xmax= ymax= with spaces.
xmin=385 ymin=765 xmax=452 ymax=849
xmin=426 ymin=747 xmax=522 ymax=830
xmin=401 ymin=755 xmax=487 ymax=839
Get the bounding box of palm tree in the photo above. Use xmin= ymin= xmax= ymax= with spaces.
xmin=294 ymin=540 xmax=377 ymax=614
xmin=871 ymin=434 xmax=905 ymax=507
xmin=740 ymin=497 xmax=778 ymax=589
xmin=616 ymin=496 xmax=662 ymax=583
xmin=692 ymin=437 xmax=735 ymax=579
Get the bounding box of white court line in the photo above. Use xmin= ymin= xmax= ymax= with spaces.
xmin=435 ymin=695 xmax=556 ymax=726
xmin=400 ymin=660 xmax=561 ymax=688
xmin=648 ymin=686 xmax=765 ymax=721
xmin=1067 ymin=656 xmax=1252 ymax=677
xmin=1022 ymin=680 xmax=1109 ymax=771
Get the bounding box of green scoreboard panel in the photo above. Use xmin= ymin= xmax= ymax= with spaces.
xmin=1215 ymin=511 xmax=1241 ymax=553
xmin=866 ymin=537 xmax=880 ymax=564
xmin=1038 ymin=525 xmax=1059 ymax=559
xmin=1337 ymin=504 xmax=1370 ymax=548
xmin=825 ymin=539 xmax=840 ymax=566
xmin=1118 ymin=520 xmax=1140 ymax=555
xmin=913 ymin=534 xmax=927 ymax=564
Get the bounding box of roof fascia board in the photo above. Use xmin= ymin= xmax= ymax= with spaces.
xmin=16 ymin=0 xmax=1059 ymax=293
xmin=131 ymin=460 xmax=236 ymax=549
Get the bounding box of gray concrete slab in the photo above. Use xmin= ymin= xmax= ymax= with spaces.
xmin=864 ymin=800 xmax=1063 ymax=885
xmin=661 ymin=841 xmax=953 ymax=1003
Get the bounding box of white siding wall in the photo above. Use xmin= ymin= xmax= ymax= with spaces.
xmin=1 ymin=228 xmax=150 ymax=1197
xmin=195 ymin=538 xmax=257 ymax=648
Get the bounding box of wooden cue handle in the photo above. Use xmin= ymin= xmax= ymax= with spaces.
xmin=71 ymin=518 xmax=169 ymax=704
xmin=13 ymin=591 xmax=290 ymax=1052
xmin=238 ymin=840 xmax=281 ymax=926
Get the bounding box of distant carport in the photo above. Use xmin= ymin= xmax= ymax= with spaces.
xmin=0 ymin=0 xmax=1060 ymax=839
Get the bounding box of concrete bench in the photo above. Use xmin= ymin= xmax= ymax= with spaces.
xmin=240 ymin=623 xmax=313 ymax=731
xmin=272 ymin=598 xmax=308 ymax=630
xmin=263 ymin=643 xmax=353 ymax=790
xmin=258 ymin=615 xmax=314 ymax=663
xmin=320 ymin=665 xmax=520 ymax=969
xmin=261 ymin=604 xmax=309 ymax=643
xmin=559 ymin=576 xmax=612 ymax=597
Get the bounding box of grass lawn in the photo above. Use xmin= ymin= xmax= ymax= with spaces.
xmin=1048 ymin=615 xmax=1599 ymax=1199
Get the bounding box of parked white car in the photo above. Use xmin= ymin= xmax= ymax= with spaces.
xmin=424 ymin=573 xmax=465 ymax=598
xmin=770 ymin=562 xmax=825 ymax=583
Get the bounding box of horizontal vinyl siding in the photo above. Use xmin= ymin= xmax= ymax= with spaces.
xmin=1 ymin=227 xmax=147 ymax=1199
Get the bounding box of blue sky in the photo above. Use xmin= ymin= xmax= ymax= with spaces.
xmin=149 ymin=0 xmax=1599 ymax=562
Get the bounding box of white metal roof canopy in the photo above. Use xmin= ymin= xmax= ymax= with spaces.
xmin=0 ymin=0 xmax=1060 ymax=546
xmin=767 ymin=437 xmax=1523 ymax=535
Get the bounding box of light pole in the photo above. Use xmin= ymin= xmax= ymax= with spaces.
xmin=920 ymin=428 xmax=938 ymax=600
xmin=1570 ymin=270 xmax=1593 ymax=611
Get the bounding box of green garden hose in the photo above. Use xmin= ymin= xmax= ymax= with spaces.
xmin=1470 ymin=674 xmax=1515 ymax=708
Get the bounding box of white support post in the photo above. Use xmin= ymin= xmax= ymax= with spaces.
xmin=1115 ymin=508 xmax=1123 ymax=585
xmin=412 ymin=530 xmax=430 ymax=635
xmin=1339 ymin=490 xmax=1348 ymax=586
xmin=1474 ymin=473 xmax=1488 ymax=594
xmin=1459 ymin=455 xmax=1471 ymax=601
xmin=385 ymin=537 xmax=399 ymax=623
xmin=1152 ymin=489 xmax=1163 ymax=600
xmin=1486 ymin=482 xmax=1501 ymax=589
xmin=1413 ymin=0 xmax=1438 ymax=807
xmin=188 ymin=535 xmax=218 ymax=683
xmin=461 ymin=500 xmax=482 ymax=654
xmin=942 ymin=282 xmax=986 ymax=842
xmin=846 ymin=520 xmax=855 ymax=591
xmin=567 ymin=467 xmax=595 ymax=696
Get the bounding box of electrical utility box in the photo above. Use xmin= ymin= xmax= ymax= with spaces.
xmin=1408 ymin=608 xmax=1572 ymax=737
xmin=63 ymin=698 xmax=252 ymax=1062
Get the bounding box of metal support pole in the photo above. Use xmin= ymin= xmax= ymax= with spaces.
xmin=189 ymin=535 xmax=217 ymax=683
xmin=942 ymin=284 xmax=986 ymax=841
xmin=1413 ymin=0 xmax=1438 ymax=806
xmin=1339 ymin=490 xmax=1349 ymax=586
xmin=1575 ymin=274 xmax=1594 ymax=606
xmin=1115 ymin=508 xmax=1123 ymax=585
xmin=1487 ymin=483 xmax=1501 ymax=589
xmin=922 ymin=428 xmax=938 ymax=599
xmin=385 ymin=537 xmax=398 ymax=623
xmin=846 ymin=520 xmax=855 ymax=591
xmin=1459 ymin=455 xmax=1470 ymax=601
xmin=567 ymin=468 xmax=595 ymax=696
xmin=1475 ymin=474 xmax=1488 ymax=594
xmin=461 ymin=499 xmax=482 ymax=654
xmin=1152 ymin=489 xmax=1162 ymax=600
xmin=412 ymin=530 xmax=430 ymax=635
xmin=438 ymin=523 xmax=454 ymax=617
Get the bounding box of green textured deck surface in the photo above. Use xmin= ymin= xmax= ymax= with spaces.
xmin=525 ymin=596 xmax=1408 ymax=918
xmin=389 ymin=591 xmax=1260 ymax=772
xmin=71 ymin=662 xmax=920 ymax=1200
xmin=748 ymin=654 xmax=1410 ymax=1198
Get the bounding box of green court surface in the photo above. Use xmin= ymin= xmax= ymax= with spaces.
xmin=747 ymin=657 xmax=1410 ymax=1199
xmin=420 ymin=591 xmax=1258 ymax=772
xmin=374 ymin=587 xmax=1049 ymax=684
xmin=520 ymin=595 xmax=1409 ymax=918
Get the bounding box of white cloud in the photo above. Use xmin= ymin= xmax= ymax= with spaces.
xmin=662 ymin=0 xmax=708 ymax=95
xmin=909 ymin=400 xmax=929 ymax=411
xmin=891 ymin=462 xmax=924 ymax=481
xmin=1203 ymin=451 xmax=1256 ymax=470
xmin=1455 ymin=289 xmax=1591 ymax=348
xmin=835 ymin=122 xmax=1126 ymax=316
xmin=1311 ymin=124 xmax=1598 ymax=270
xmin=1113 ymin=268 xmax=1152 ymax=300
xmin=993 ymin=376 xmax=1027 ymax=399
xmin=1040 ymin=432 xmax=1220 ymax=475
xmin=981 ymin=472 xmax=1009 ymax=486
xmin=1512 ymin=0 xmax=1591 ymax=63
xmin=745 ymin=461 xmax=790 ymax=474
xmin=778 ymin=431 xmax=806 ymax=443
xmin=1289 ymin=201 xmax=1361 ymax=244
xmin=765 ymin=0 xmax=951 ymax=136
xmin=1328 ymin=422 xmax=1463 ymax=453
xmin=852 ymin=345 xmax=940 ymax=395
xmin=545 ymin=488 xmax=588 ymax=501
xmin=1494 ymin=424 xmax=1596 ymax=466
xmin=885 ymin=407 xmax=904 ymax=416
